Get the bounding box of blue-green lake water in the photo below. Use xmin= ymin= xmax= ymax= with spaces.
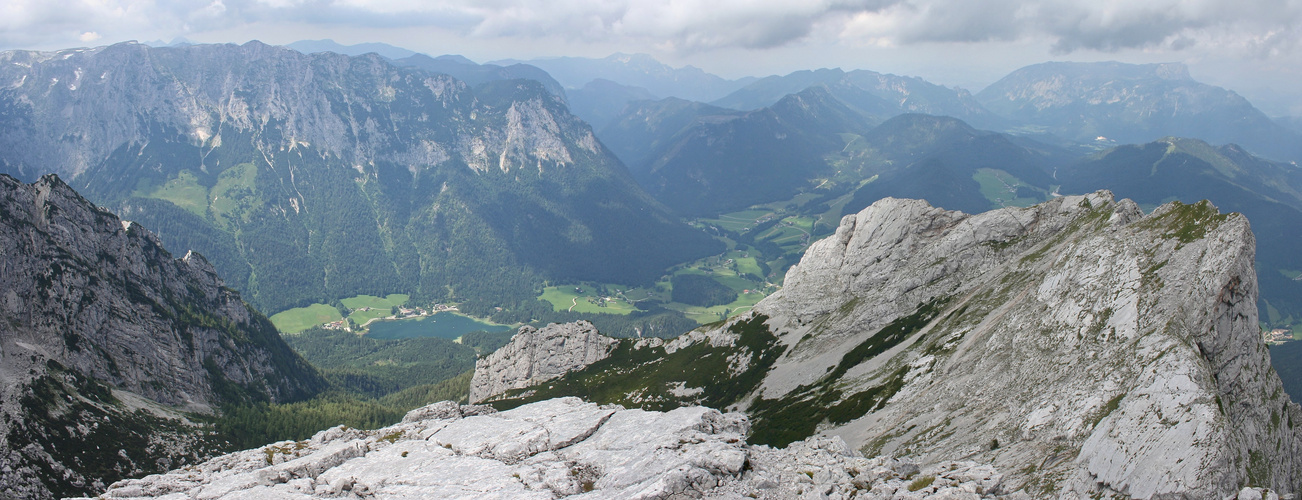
xmin=365 ymin=312 xmax=512 ymax=340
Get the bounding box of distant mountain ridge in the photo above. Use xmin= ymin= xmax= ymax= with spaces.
xmin=286 ymin=39 xmax=568 ymax=99
xmin=977 ymin=61 xmax=1302 ymax=163
xmin=564 ymin=78 xmax=657 ymax=130
xmin=603 ymin=85 xmax=1302 ymax=331
xmin=0 ymin=41 xmax=721 ymax=315
xmin=615 ymin=86 xmax=877 ymax=216
xmin=285 ymin=39 xmax=418 ymax=60
xmin=491 ymin=52 xmax=756 ymax=102
xmin=711 ymin=67 xmax=1002 ymax=130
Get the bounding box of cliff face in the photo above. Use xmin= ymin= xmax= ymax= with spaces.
xmin=469 ymin=321 xmax=620 ymax=404
xmin=0 ymin=174 xmax=324 ymax=499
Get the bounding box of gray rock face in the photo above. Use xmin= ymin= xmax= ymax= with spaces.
xmin=747 ymin=192 xmax=1302 ymax=496
xmin=0 ymin=174 xmax=323 ymax=499
xmin=0 ymin=42 xmax=599 ymax=181
xmin=470 ymin=321 xmax=619 ymax=403
xmin=91 ymin=397 xmax=1009 ymax=499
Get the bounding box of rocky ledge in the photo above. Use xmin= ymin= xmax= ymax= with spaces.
xmin=88 ymin=397 xmax=1012 ymax=499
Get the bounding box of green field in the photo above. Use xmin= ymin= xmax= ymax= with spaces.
xmin=270 ymin=293 xmax=410 ymax=333
xmin=140 ymin=170 xmax=208 ymax=217
xmin=210 ymin=163 xmax=262 ymax=229
xmin=270 ymin=304 xmax=343 ymax=334
xmin=754 ymin=192 xmax=822 ymax=211
xmin=699 ymin=209 xmax=777 ymax=232
xmin=343 ymin=294 xmax=411 ymax=326
xmin=538 ymin=196 xmax=832 ymax=326
xmin=669 ymin=289 xmax=768 ymax=324
xmin=537 ymin=249 xmax=776 ymax=325
xmin=734 ymin=256 xmax=763 ymax=276
xmin=754 ymin=217 xmax=814 ymax=247
xmin=664 ymin=255 xmax=770 ymax=323
xmin=658 ymin=249 xmax=776 ymax=323
xmin=973 ymin=168 xmax=1044 ymax=208
xmin=539 ymin=284 xmax=639 ymax=315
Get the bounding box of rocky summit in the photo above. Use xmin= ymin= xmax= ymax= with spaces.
xmin=0 ymin=174 xmax=323 ymax=499
xmin=481 ymin=192 xmax=1302 ymax=497
xmin=754 ymin=192 xmax=1299 ymax=497
xmin=470 ymin=321 xmax=620 ymax=404
xmin=89 ymin=397 xmax=1014 ymax=499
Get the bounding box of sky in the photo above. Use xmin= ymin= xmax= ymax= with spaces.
xmin=3 ymin=0 xmax=1301 ymax=115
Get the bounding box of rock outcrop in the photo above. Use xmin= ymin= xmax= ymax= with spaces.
xmin=470 ymin=321 xmax=619 ymax=403
xmin=0 ymin=174 xmax=324 ymax=499
xmin=482 ymin=192 xmax=1302 ymax=497
xmin=90 ymin=397 xmax=1010 ymax=499
xmin=751 ymin=192 xmax=1302 ymax=497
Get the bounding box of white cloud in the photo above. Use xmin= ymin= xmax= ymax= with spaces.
xmin=3 ymin=0 xmax=1299 ymax=58
xmin=79 ymin=31 xmax=102 ymax=42
xmin=833 ymin=0 xmax=1302 ymax=57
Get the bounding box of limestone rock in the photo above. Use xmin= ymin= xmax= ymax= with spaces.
xmin=88 ymin=397 xmax=1008 ymax=499
xmin=470 ymin=321 xmax=619 ymax=403
xmin=746 ymin=192 xmax=1302 ymax=497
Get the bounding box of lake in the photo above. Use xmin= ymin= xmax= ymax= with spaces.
xmin=365 ymin=312 xmax=513 ymax=340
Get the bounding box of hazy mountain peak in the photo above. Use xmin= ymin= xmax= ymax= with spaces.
xmin=713 ymin=67 xmax=999 ymax=128
xmin=978 ymin=60 xmax=1302 ymax=163
xmin=434 ymin=54 xmax=477 ymax=65
xmin=999 ymin=60 xmax=1192 ymax=83
xmin=490 ymin=53 xmax=752 ymax=102
xmin=873 ymin=112 xmax=979 ymax=135
xmin=285 ymin=38 xmax=418 ymax=60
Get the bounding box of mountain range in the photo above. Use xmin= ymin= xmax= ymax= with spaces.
xmin=491 ymin=53 xmax=756 ymax=103
xmin=3 ymin=39 xmax=1302 ymax=498
xmin=710 ymin=67 xmax=1002 ymax=129
xmin=977 ymin=61 xmax=1302 ymax=163
xmin=0 ymin=42 xmax=721 ymax=317
xmin=600 ymin=83 xmax=1302 ymax=331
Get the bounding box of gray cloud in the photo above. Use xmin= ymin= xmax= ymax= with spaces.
xmin=869 ymin=0 xmax=1302 ymax=56
xmin=1 ymin=0 xmax=1299 ymax=61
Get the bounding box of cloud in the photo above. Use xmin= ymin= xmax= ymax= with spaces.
xmin=79 ymin=31 xmax=102 ymax=42
xmin=839 ymin=0 xmax=1302 ymax=57
xmin=0 ymin=0 xmax=1298 ymax=62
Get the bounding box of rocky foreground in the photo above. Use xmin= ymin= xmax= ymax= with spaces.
xmin=89 ymin=397 xmax=1018 ymax=499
